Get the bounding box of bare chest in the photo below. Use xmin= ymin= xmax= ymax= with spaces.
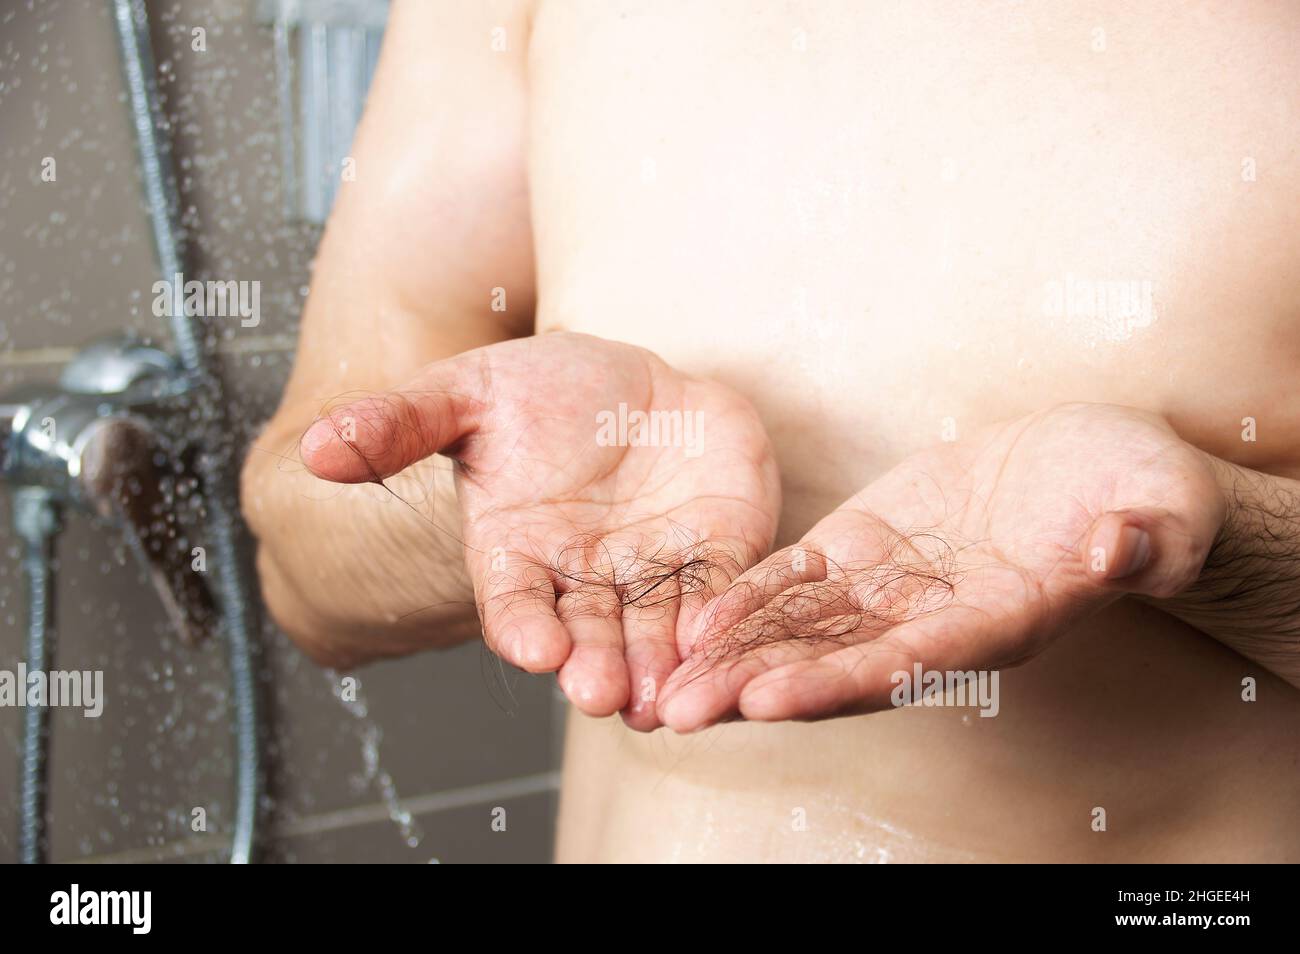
xmin=529 ymin=0 xmax=1300 ymax=520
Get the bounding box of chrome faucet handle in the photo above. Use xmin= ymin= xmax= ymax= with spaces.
xmin=77 ymin=415 xmax=217 ymax=646
xmin=1 ymin=337 xmax=216 ymax=646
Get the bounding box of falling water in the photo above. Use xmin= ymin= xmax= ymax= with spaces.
xmin=325 ymin=670 xmax=423 ymax=849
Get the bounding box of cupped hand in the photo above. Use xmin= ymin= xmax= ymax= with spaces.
xmin=657 ymin=403 xmax=1226 ymax=731
xmin=299 ymin=332 xmax=780 ymax=729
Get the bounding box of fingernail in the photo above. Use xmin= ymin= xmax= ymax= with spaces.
xmin=659 ymin=695 xmax=704 ymax=734
xmin=300 ymin=418 xmax=336 ymax=456
xmin=1112 ymin=526 xmax=1151 ymax=579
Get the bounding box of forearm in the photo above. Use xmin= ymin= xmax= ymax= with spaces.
xmin=237 ymin=0 xmax=536 ymax=668
xmin=1157 ymin=453 xmax=1300 ymax=688
xmin=242 ymin=410 xmax=479 ymax=668
xmin=241 ymin=268 xmax=507 ymax=668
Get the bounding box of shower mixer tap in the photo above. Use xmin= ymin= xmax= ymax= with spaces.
xmin=1 ymin=336 xmax=217 ymax=645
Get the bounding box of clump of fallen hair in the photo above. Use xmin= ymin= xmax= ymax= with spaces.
xmin=682 ymin=530 xmax=962 ymax=679
xmin=545 ymin=532 xmax=735 ymax=609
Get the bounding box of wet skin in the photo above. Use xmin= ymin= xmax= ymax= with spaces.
xmin=532 ymin=0 xmax=1300 ymax=862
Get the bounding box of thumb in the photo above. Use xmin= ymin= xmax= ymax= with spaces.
xmin=299 ymin=356 xmax=485 ymax=484
xmin=1081 ymin=508 xmax=1214 ymax=599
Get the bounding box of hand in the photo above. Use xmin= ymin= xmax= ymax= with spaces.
xmin=299 ymin=332 xmax=780 ymax=730
xmin=657 ymin=403 xmax=1226 ymax=731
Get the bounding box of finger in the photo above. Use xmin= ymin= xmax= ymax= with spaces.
xmin=738 ymin=599 xmax=1029 ymax=722
xmin=658 ymin=581 xmax=880 ymax=733
xmin=619 ymin=575 xmax=680 ymax=732
xmin=670 ymin=538 xmax=750 ymax=645
xmin=556 ymin=588 xmax=630 ymax=717
xmin=299 ymin=355 xmax=485 ymax=483
xmin=477 ymin=559 xmax=571 ymax=673
xmin=1083 ymin=507 xmax=1215 ymax=599
xmin=677 ymin=544 xmax=829 ymax=658
xmin=661 ymin=612 xmax=878 ymax=733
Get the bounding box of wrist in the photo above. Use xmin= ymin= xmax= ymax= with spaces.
xmin=1196 ymin=447 xmax=1241 ymax=549
xmin=1149 ymin=449 xmax=1300 ymax=686
xmin=1154 ymin=447 xmax=1300 ymax=607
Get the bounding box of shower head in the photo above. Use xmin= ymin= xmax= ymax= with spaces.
xmin=258 ymin=0 xmax=390 ymax=224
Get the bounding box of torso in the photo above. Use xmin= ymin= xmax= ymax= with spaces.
xmin=527 ymin=0 xmax=1300 ymax=861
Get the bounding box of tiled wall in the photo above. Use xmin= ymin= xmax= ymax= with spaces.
xmin=0 ymin=0 xmax=561 ymax=863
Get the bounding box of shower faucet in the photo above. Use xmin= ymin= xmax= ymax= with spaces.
xmin=0 ymin=335 xmax=217 ymax=644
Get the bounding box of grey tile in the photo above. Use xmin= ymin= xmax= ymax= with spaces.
xmin=147 ymin=0 xmax=318 ymax=344
xmin=0 ymin=0 xmax=316 ymax=358
xmin=218 ymin=341 xmax=296 ymax=442
xmin=0 ymin=498 xmax=238 ymax=863
xmin=73 ymin=782 xmax=558 ymax=864
xmin=259 ymin=629 xmax=561 ymax=824
xmin=0 ymin=537 xmax=561 ymax=862
xmin=0 ymin=0 xmax=160 ymax=354
xmin=265 ymin=788 xmax=558 ymax=864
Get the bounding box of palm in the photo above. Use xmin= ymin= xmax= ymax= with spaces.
xmin=659 ymin=403 xmax=1223 ymax=730
xmin=452 ymin=335 xmax=779 ymax=728
xmin=303 ymin=333 xmax=779 ymax=730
